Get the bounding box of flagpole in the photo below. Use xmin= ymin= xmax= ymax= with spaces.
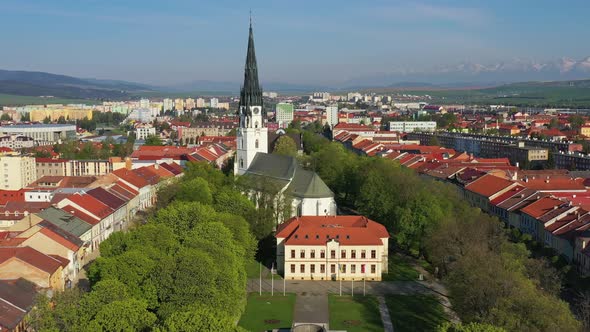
xmin=271 ymin=263 xmax=274 ymax=296
xmin=283 ymin=276 xmax=286 ymax=296
xmin=259 ymin=261 xmax=262 ymax=296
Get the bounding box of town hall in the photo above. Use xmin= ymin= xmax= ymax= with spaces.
xmin=233 ymin=21 xmax=337 ymax=217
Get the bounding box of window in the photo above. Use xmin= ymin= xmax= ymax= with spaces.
xmin=239 ymin=158 xmax=244 ymax=168
xmin=320 ymin=250 xmax=325 ymax=258
xmin=331 ymin=264 xmax=336 ymax=274
xmin=255 ymin=139 xmax=259 ymax=148
xmin=310 ymin=250 xmax=315 ymax=259
xmin=351 ymin=250 xmax=356 ymax=259
xmin=371 ymin=264 xmax=376 ymax=274
xmin=300 ymin=250 xmax=305 ymax=259
xmin=310 ymin=264 xmax=315 ymax=273
xmin=371 ymin=250 xmax=376 ymax=259
xmin=341 ymin=250 xmax=346 ymax=259
xmin=300 ymin=264 xmax=305 ymax=273
xmin=291 ymin=250 xmax=295 ymax=259
xmin=330 ymin=250 xmax=336 ymax=259
xmin=351 ymin=265 xmax=356 ymax=274
xmin=342 ymin=264 xmax=346 ymax=273
xmin=291 ymin=264 xmax=295 ymax=273
xmin=320 ymin=264 xmax=325 ymax=273
xmin=361 ymin=250 xmax=366 ymax=259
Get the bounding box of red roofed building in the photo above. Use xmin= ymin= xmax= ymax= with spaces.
xmin=276 ymin=215 xmax=389 ymax=281
xmin=112 ymin=168 xmax=154 ymax=210
xmin=0 ymin=246 xmax=67 ymax=290
xmin=464 ymin=174 xmax=518 ymax=212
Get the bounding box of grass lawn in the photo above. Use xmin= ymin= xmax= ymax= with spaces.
xmin=386 ymin=295 xmax=448 ymax=332
xmin=382 ymin=254 xmax=420 ymax=281
xmin=328 ymin=295 xmax=383 ymax=332
xmin=238 ymin=293 xmax=296 ymax=332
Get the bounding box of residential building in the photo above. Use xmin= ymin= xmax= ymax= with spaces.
xmin=0 ymin=278 xmax=37 ymax=332
xmin=0 ymin=135 xmax=35 ymax=150
xmin=135 ymin=126 xmax=156 ymax=140
xmin=185 ymin=98 xmax=195 ymax=110
xmin=0 ymin=156 xmax=36 ymax=190
xmin=276 ymin=216 xmax=390 ymax=281
xmin=325 ymin=105 xmax=339 ymax=128
xmin=163 ymin=98 xmax=174 ymax=112
xmin=276 ymin=103 xmax=294 ymax=127
xmin=35 ymin=158 xmax=113 ymax=178
xmin=0 ymin=246 xmax=68 ymax=291
xmin=196 ymin=98 xmax=206 ymax=108
xmin=389 ymin=121 xmax=437 ymax=132
xmin=210 ymin=98 xmax=219 ymax=108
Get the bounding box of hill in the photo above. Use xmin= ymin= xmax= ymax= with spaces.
xmin=0 ymin=69 xmax=154 ymax=100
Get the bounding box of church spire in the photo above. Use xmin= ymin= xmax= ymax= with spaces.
xmin=239 ymin=18 xmax=263 ymax=110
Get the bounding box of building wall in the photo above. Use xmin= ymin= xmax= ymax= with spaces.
xmin=280 ymin=241 xmax=388 ymax=281
xmin=0 ymin=156 xmax=36 ymax=190
xmin=21 ymin=233 xmax=79 ymax=280
xmin=0 ymin=260 xmax=56 ymax=289
xmin=294 ymin=197 xmax=337 ymax=217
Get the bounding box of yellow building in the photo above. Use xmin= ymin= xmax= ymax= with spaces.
xmin=30 ymin=108 xmax=93 ymax=122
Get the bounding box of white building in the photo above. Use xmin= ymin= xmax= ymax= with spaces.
xmin=234 ymin=20 xmax=336 ymax=218
xmin=135 ymin=126 xmax=157 ymax=140
xmin=311 ymin=92 xmax=331 ymax=102
xmin=389 ymin=121 xmax=437 ymax=132
xmin=0 ymin=135 xmax=35 ymax=149
xmin=325 ymin=105 xmax=339 ymax=128
xmin=126 ymin=109 xmax=154 ymax=123
xmin=139 ymin=99 xmax=150 ymax=109
xmin=210 ymin=98 xmax=219 ymax=108
xmin=276 ymin=216 xmax=390 ymax=281
xmin=163 ymin=98 xmax=174 ymax=112
xmin=0 ymin=156 xmax=36 ymax=190
xmin=276 ymin=103 xmax=294 ymax=128
xmin=196 ymin=98 xmax=206 ymax=108
xmin=0 ymin=124 xmax=76 ymax=144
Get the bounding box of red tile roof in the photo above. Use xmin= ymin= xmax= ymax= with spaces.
xmin=520 ymin=197 xmax=567 ymax=218
xmin=112 ymin=168 xmax=149 ymax=189
xmin=276 ymin=216 xmax=389 ymax=246
xmin=465 ymin=174 xmax=516 ymax=198
xmin=64 ymin=193 xmax=112 ymax=219
xmin=0 ymin=246 xmax=66 ymax=274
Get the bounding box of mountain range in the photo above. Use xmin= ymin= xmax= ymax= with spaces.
xmin=345 ymin=56 xmax=590 ymax=88
xmin=1 ymin=56 xmax=590 ymax=99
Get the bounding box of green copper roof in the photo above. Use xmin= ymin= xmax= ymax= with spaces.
xmin=38 ymin=207 xmax=92 ymax=238
xmin=288 ymin=167 xmax=334 ymax=199
xmin=239 ymin=21 xmax=263 ymax=109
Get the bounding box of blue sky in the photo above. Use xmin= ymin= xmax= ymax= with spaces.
xmin=2 ymin=0 xmax=590 ymax=85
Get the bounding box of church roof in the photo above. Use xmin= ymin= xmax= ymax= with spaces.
xmin=246 ymin=153 xmax=297 ymax=180
xmin=288 ymin=168 xmax=334 ymax=198
xmin=245 ymin=152 xmax=333 ymax=199
xmin=239 ymin=21 xmax=263 ymax=109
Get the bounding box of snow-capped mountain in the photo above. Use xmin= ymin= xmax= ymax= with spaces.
xmin=345 ymin=56 xmax=590 ymax=88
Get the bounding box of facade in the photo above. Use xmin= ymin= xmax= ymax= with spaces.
xmin=276 ymin=216 xmax=390 ymax=281
xmin=178 ymin=122 xmax=235 ymax=141
xmin=0 ymin=135 xmax=35 ymax=150
xmin=210 ymin=98 xmax=219 ymax=108
xmin=276 ymin=103 xmax=294 ymax=128
xmin=0 ymin=124 xmax=76 ymax=144
xmin=325 ymin=105 xmax=339 ymax=128
xmin=163 ymin=98 xmax=174 ymax=112
xmin=0 ymin=156 xmax=36 ymax=190
xmin=36 ymin=158 xmax=113 ymax=178
xmin=0 ymin=246 xmax=67 ymax=291
xmin=389 ymin=121 xmax=437 ymax=132
xmin=135 ymin=126 xmax=156 ymax=140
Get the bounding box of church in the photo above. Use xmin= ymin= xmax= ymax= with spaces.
xmin=233 ymin=21 xmax=337 ymax=217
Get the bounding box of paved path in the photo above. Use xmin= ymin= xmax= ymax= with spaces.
xmin=293 ymin=292 xmax=329 ymax=326
xmin=377 ymin=295 xmax=394 ymax=332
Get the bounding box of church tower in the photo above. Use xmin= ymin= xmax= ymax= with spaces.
xmin=234 ymin=19 xmax=268 ymax=175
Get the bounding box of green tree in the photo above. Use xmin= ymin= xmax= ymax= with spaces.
xmin=164 ymin=306 xmax=236 ymax=332
xmin=273 ymin=135 xmax=298 ymax=156
xmin=437 ymin=322 xmax=507 ymax=332
xmin=429 ymin=135 xmax=441 ymax=146
xmin=93 ymin=299 xmax=156 ymax=332
xmin=176 ymin=177 xmax=213 ymax=204
xmin=43 ymin=116 xmax=52 ymax=124
xmin=144 ymin=135 xmax=163 ymax=146
xmin=569 ymin=114 xmax=585 ymax=131
xmin=21 ymin=112 xmax=31 ymax=122
xmin=57 ymin=116 xmax=67 ymax=124
xmin=0 ymin=113 xmax=12 ymax=121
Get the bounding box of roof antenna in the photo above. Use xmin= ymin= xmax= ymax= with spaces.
xmin=249 ymin=9 xmax=252 ymax=27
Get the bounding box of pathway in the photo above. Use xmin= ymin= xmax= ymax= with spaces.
xmin=377 ymin=295 xmax=394 ymax=332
